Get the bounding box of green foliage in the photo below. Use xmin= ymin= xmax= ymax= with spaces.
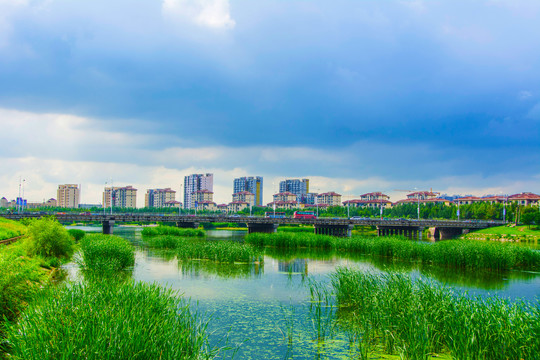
xmin=0 ymin=218 xmax=27 ymax=241
xmin=177 ymin=241 xmax=264 ymax=264
xmin=246 ymin=232 xmax=540 ymax=271
xmin=245 ymin=232 xmax=335 ymax=249
xmin=144 ymin=235 xmax=185 ymax=249
xmin=4 ymin=280 xmax=212 ymax=360
xmin=0 ymin=251 xmax=46 ymax=324
xmin=67 ymin=229 xmax=86 ymax=242
xmin=142 ymin=225 xmax=205 ymax=237
xmin=78 ymin=234 xmax=135 ymax=272
xmin=331 ymin=269 xmax=539 ymax=360
xmin=26 ymin=217 xmax=74 ymax=259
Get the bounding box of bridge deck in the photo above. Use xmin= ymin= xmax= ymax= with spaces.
xmin=0 ymin=213 xmax=504 ymax=229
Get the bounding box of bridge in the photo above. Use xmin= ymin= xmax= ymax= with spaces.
xmin=0 ymin=213 xmax=504 ymax=240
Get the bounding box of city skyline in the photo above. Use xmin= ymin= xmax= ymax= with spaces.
xmin=0 ymin=1 xmax=539 ymax=206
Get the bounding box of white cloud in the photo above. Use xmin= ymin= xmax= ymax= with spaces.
xmin=518 ymin=90 xmax=533 ymax=100
xmin=526 ymin=102 xmax=540 ymax=121
xmin=162 ymin=0 xmax=235 ymax=30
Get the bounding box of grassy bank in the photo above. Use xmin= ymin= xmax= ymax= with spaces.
xmin=4 ymin=280 xmax=213 ymax=360
xmin=0 ymin=218 xmax=27 ymax=241
xmin=462 ymin=225 xmax=540 ymax=242
xmin=330 ymin=268 xmax=539 ymax=359
xmin=142 ymin=225 xmax=205 ymax=237
xmin=245 ymin=232 xmax=540 ymax=271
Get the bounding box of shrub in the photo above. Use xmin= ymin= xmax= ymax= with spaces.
xmin=67 ymin=229 xmax=86 ymax=242
xmin=78 ymin=234 xmax=135 ymax=272
xmin=4 ymin=281 xmax=212 ymax=360
xmin=26 ymin=218 xmax=74 ymax=259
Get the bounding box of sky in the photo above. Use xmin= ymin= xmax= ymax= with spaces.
xmin=1 ymin=0 xmax=539 ymax=207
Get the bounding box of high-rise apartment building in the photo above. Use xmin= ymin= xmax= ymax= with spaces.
xmin=184 ymin=173 xmax=213 ymax=209
xmin=233 ymin=176 xmax=263 ymax=206
xmin=57 ymin=184 xmax=80 ymax=208
xmin=279 ymin=179 xmax=309 ymax=203
xmin=145 ymin=188 xmax=176 ymax=208
xmin=103 ymin=186 xmax=137 ymax=208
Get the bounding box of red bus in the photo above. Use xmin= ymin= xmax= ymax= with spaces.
xmin=293 ymin=211 xmax=316 ymax=219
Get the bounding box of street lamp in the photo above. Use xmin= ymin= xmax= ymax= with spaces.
xmin=22 ymin=179 xmax=26 ymax=213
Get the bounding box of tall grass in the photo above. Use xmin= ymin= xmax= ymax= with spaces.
xmin=331 ymin=268 xmax=540 ymax=359
xmin=144 ymin=235 xmax=187 ymax=249
xmin=67 ymin=229 xmax=86 ymax=242
xmin=78 ymin=234 xmax=135 ymax=272
xmin=142 ymin=225 xmax=205 ymax=237
xmin=177 ymin=241 xmax=264 ymax=264
xmin=245 ymin=232 xmax=335 ymax=249
xmin=0 ymin=251 xmax=46 ymax=324
xmin=4 ymin=280 xmax=214 ymax=360
xmin=246 ymin=232 xmax=540 ymax=271
xmin=277 ymin=226 xmax=314 ymax=233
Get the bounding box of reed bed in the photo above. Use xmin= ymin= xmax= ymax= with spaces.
xmin=4 ymin=280 xmax=213 ymax=360
xmin=144 ymin=235 xmax=187 ymax=249
xmin=179 ymin=260 xmax=264 ymax=278
xmin=177 ymin=241 xmax=264 ymax=264
xmin=245 ymin=232 xmax=335 ymax=249
xmin=246 ymin=233 xmax=540 ymax=271
xmin=67 ymin=229 xmax=86 ymax=242
xmin=78 ymin=234 xmax=135 ymax=272
xmin=142 ymin=225 xmax=205 ymax=237
xmin=330 ymin=268 xmax=540 ymax=360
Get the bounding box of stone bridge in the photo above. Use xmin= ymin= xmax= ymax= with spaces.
xmin=1 ymin=213 xmax=503 ymax=239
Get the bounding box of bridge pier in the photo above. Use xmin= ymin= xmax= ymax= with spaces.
xmin=247 ymin=223 xmax=279 ymax=234
xmin=103 ymin=220 xmax=115 ymax=235
xmin=176 ymin=221 xmax=200 ymax=229
xmin=377 ymin=226 xmax=424 ymax=240
xmin=314 ymin=224 xmax=353 ymax=237
xmin=429 ymin=227 xmax=469 ymax=240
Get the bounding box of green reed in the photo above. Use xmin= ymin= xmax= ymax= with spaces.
xmin=144 ymin=235 xmax=187 ymax=249
xmin=179 ymin=260 xmax=264 ymax=278
xmin=142 ymin=225 xmax=205 ymax=237
xmin=246 ymin=232 xmax=540 ymax=271
xmin=78 ymin=234 xmax=135 ymax=272
xmin=4 ymin=280 xmax=214 ymax=360
xmin=177 ymin=240 xmax=264 ymax=264
xmin=67 ymin=229 xmax=86 ymax=242
xmin=330 ymin=268 xmax=539 ymax=360
xmin=245 ymin=232 xmax=335 ymax=249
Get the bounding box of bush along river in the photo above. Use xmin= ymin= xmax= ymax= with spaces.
xmin=60 ymin=225 xmax=539 ymax=360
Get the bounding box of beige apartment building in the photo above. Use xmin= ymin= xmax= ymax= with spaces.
xmin=194 ymin=190 xmax=214 ymax=204
xmin=57 ymin=184 xmax=80 ymax=208
xmin=273 ymin=192 xmax=297 ymax=202
xmin=317 ymin=192 xmax=342 ymax=206
xmin=145 ymin=188 xmax=176 ymax=208
xmin=103 ymin=186 xmax=137 ymax=208
xmin=232 ymin=191 xmax=255 ymax=206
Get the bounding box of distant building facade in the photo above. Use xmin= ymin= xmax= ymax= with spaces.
xmin=233 ymin=176 xmax=263 ymax=206
xmin=103 ymin=186 xmax=137 ymax=208
xmin=232 ymin=191 xmax=255 ymax=206
xmin=279 ymin=179 xmax=309 ymax=203
xmin=145 ymin=188 xmax=176 ymax=208
xmin=0 ymin=197 xmax=8 ymax=208
xmin=184 ymin=173 xmax=213 ymax=209
xmin=317 ymin=192 xmax=342 ymax=206
xmin=273 ymin=192 xmax=297 ymax=202
xmin=57 ymin=184 xmax=80 ymax=208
